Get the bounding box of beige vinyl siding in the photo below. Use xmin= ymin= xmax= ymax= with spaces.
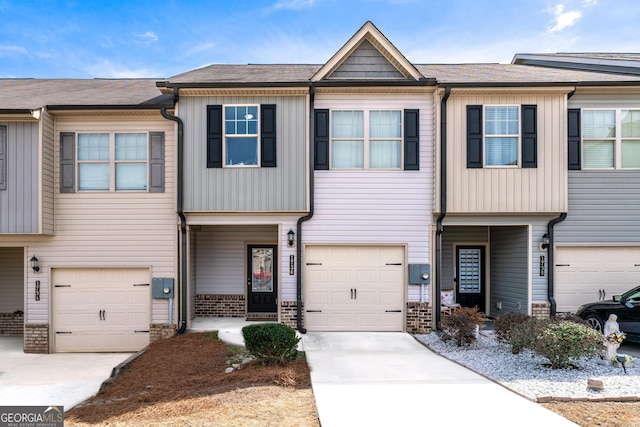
xmin=25 ymin=116 xmax=177 ymax=325
xmin=0 ymin=247 xmax=23 ymax=312
xmin=41 ymin=110 xmax=55 ymax=235
xmin=180 ymin=95 xmax=308 ymax=212
xmin=445 ymin=93 xmax=568 ymax=214
xmin=307 ymin=93 xmax=434 ymax=303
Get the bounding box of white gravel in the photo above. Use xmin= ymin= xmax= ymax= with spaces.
xmin=415 ymin=331 xmax=640 ymax=401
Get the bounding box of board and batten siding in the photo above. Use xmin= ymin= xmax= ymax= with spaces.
xmin=489 ymin=226 xmax=529 ymax=317
xmin=441 ymin=226 xmax=488 ymax=292
xmin=180 ymin=95 xmax=308 ymax=212
xmin=0 ymin=247 xmax=23 ymax=312
xmin=0 ymin=122 xmax=40 ymax=233
xmin=25 ymin=116 xmax=177 ymax=325
xmin=306 ymin=94 xmax=434 ymax=303
xmin=41 ymin=110 xmax=55 ymax=235
xmin=445 ymin=93 xmax=568 ymax=214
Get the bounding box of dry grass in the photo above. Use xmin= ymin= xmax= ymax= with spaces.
xmin=64 ymin=332 xmax=320 ymax=426
xmin=541 ymin=401 xmax=640 ymax=427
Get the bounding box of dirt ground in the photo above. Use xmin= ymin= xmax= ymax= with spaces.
xmin=64 ymin=331 xmax=640 ymax=427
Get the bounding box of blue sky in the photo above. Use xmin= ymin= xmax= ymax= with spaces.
xmin=0 ymin=0 xmax=638 ymax=78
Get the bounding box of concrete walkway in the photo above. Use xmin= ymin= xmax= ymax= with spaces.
xmin=202 ymin=318 xmax=578 ymax=427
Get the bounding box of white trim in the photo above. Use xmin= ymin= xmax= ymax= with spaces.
xmin=581 ymin=107 xmax=640 ymax=170
xmin=483 ymin=104 xmax=521 ymax=168
xmin=222 ymin=104 xmax=261 ymax=168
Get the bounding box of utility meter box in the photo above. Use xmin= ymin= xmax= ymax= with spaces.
xmin=152 ymin=278 xmax=174 ymax=299
xmin=408 ymin=264 xmax=431 ymax=285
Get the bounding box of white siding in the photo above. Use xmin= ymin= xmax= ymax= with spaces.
xmin=308 ymin=94 xmax=434 ymax=302
xmin=24 ymin=116 xmax=177 ymax=325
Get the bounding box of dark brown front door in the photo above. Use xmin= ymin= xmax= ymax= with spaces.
xmin=247 ymin=245 xmax=277 ymax=313
xmin=456 ymin=246 xmax=485 ymax=313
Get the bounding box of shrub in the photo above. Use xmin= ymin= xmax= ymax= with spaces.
xmin=493 ymin=312 xmax=531 ymax=344
xmin=241 ymin=323 xmax=300 ymax=365
xmin=441 ymin=309 xmax=482 ymax=346
xmin=453 ymin=306 xmax=486 ymax=329
xmin=533 ymin=320 xmax=603 ymax=369
xmin=552 ymin=313 xmax=589 ymax=327
xmin=508 ymin=317 xmax=551 ymax=354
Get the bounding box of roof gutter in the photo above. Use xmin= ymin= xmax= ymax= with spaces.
xmin=295 ymin=84 xmax=315 ymax=334
xmin=435 ymin=86 xmax=451 ymax=331
xmin=546 ymin=213 xmax=567 ymax=316
xmin=159 ymin=88 xmax=188 ymax=334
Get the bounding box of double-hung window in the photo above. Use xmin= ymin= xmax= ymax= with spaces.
xmin=224 ymin=105 xmax=259 ymax=167
xmin=581 ymin=109 xmax=640 ymax=169
xmin=60 ymin=131 xmax=164 ymax=193
xmin=484 ymin=106 xmax=519 ymax=167
xmin=331 ymin=109 xmax=402 ymax=169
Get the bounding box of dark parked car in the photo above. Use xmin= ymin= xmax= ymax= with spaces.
xmin=576 ymin=286 xmax=640 ymax=343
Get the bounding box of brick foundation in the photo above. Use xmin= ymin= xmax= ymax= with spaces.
xmin=150 ymin=323 xmax=177 ymax=342
xmin=0 ymin=312 xmax=24 ymax=336
xmin=280 ymin=300 xmax=302 ymax=329
xmin=406 ymin=302 xmax=432 ymax=334
xmin=24 ymin=324 xmax=49 ymax=354
xmin=532 ymin=302 xmax=551 ymax=319
xmin=195 ymin=294 xmax=245 ymax=317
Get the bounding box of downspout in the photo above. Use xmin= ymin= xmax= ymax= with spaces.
xmin=547 ymin=212 xmax=567 ymax=316
xmin=295 ymin=84 xmax=315 ymax=334
xmin=435 ymin=86 xmax=451 ymax=331
xmin=160 ymin=87 xmax=187 ymax=334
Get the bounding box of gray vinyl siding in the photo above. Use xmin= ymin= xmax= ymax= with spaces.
xmin=0 ymin=247 xmax=23 ymax=312
xmin=0 ymin=122 xmax=39 ymax=233
xmin=490 ymin=226 xmax=528 ymax=317
xmin=41 ymin=110 xmax=55 ymax=234
xmin=555 ymin=170 xmax=640 ymax=244
xmin=329 ymin=40 xmax=405 ymax=79
xmin=441 ymin=226 xmax=488 ymax=291
xmin=181 ymin=96 xmax=307 ymax=212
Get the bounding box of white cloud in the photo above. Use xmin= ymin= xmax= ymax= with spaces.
xmin=272 ymin=0 xmax=316 ymax=10
xmin=0 ymin=45 xmax=28 ymax=56
xmin=85 ymin=59 xmax=161 ymax=78
xmin=546 ymin=1 xmax=597 ymax=34
xmin=138 ymin=31 xmax=158 ymax=43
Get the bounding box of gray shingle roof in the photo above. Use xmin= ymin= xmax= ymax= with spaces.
xmin=0 ymin=79 xmax=173 ymax=111
xmin=167 ymin=64 xmax=320 ymax=84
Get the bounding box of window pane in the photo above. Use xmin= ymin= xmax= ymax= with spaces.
xmin=622 ymin=110 xmax=640 ymax=138
xmin=226 ymin=137 xmax=258 ymax=166
xmin=485 ymin=107 xmax=518 ymax=135
xmin=332 ymin=140 xmax=363 ymax=168
xmin=225 ymin=106 xmax=258 ymax=136
xmin=622 ymin=140 xmax=640 ymax=168
xmin=583 ymin=140 xmax=614 ymax=168
xmin=332 ymin=111 xmax=364 ymax=138
xmin=78 ymin=133 xmax=109 ymax=160
xmin=79 ymin=163 xmax=109 ymax=190
xmin=583 ymin=110 xmax=616 ymax=138
xmin=370 ymin=140 xmax=401 ymax=168
xmin=485 ymin=137 xmax=517 ymax=166
xmin=115 ymin=133 xmax=147 ymax=160
xmin=116 ymin=163 xmax=147 ymax=190
xmin=370 ymin=110 xmax=401 ymax=138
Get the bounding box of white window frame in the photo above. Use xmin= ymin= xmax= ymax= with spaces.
xmin=223 ymin=104 xmax=260 ymax=168
xmin=483 ymin=105 xmax=520 ymax=168
xmin=77 ymin=132 xmax=149 ymax=192
xmin=582 ymin=108 xmax=640 ymax=170
xmin=329 ymin=109 xmax=403 ymax=170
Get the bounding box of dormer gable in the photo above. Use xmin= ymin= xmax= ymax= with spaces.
xmin=311 ymin=21 xmax=423 ymax=82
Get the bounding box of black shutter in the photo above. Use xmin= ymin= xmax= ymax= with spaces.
xmin=149 ymin=132 xmax=165 ymax=193
xmin=0 ymin=126 xmax=6 ymax=190
xmin=467 ymin=105 xmax=483 ymax=168
xmin=314 ymin=109 xmax=329 ymax=170
xmin=207 ymin=105 xmax=223 ymax=168
xmin=261 ymin=104 xmax=276 ymax=167
xmin=568 ymin=108 xmax=581 ymax=170
xmin=404 ymin=109 xmax=419 ymax=170
xmin=521 ymin=105 xmax=537 ymax=168
xmin=60 ymin=132 xmax=75 ymax=193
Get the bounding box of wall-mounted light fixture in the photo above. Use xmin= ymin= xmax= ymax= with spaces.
xmin=30 ymin=255 xmax=40 ymax=273
xmin=541 ymin=233 xmax=550 ymax=250
xmin=287 ymin=229 xmax=295 ymax=247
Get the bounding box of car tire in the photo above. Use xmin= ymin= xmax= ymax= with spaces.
xmin=585 ymin=314 xmax=604 ymax=333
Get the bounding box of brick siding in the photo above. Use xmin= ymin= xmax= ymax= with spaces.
xmin=24 ymin=324 xmax=49 ymax=354
xmin=406 ymin=302 xmax=432 ymax=334
xmin=194 ymin=294 xmax=245 ymax=317
xmin=0 ymin=312 xmax=24 ymax=336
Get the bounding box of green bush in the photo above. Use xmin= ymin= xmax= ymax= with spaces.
xmin=441 ymin=311 xmax=478 ymax=346
xmin=533 ymin=320 xmax=603 ymax=369
xmin=493 ymin=312 xmax=531 ymax=344
xmin=508 ymin=318 xmax=551 ymax=354
xmin=241 ymin=323 xmax=300 ymax=365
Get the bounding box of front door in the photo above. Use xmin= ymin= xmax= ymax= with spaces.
xmin=247 ymin=245 xmax=277 ymax=313
xmin=456 ymin=246 xmax=485 ymax=312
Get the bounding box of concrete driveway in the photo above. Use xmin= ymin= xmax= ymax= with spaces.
xmin=0 ymin=337 xmax=134 ymax=409
xmin=302 ymin=332 xmax=578 ymax=427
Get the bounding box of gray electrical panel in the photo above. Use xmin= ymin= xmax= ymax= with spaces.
xmin=152 ymin=278 xmax=174 ymax=298
xmin=408 ymin=264 xmax=431 ymax=285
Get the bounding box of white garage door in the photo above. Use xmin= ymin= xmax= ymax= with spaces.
xmin=304 ymin=246 xmax=405 ymax=331
xmin=555 ymin=247 xmax=640 ymax=313
xmin=53 ymin=269 xmax=151 ymax=352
